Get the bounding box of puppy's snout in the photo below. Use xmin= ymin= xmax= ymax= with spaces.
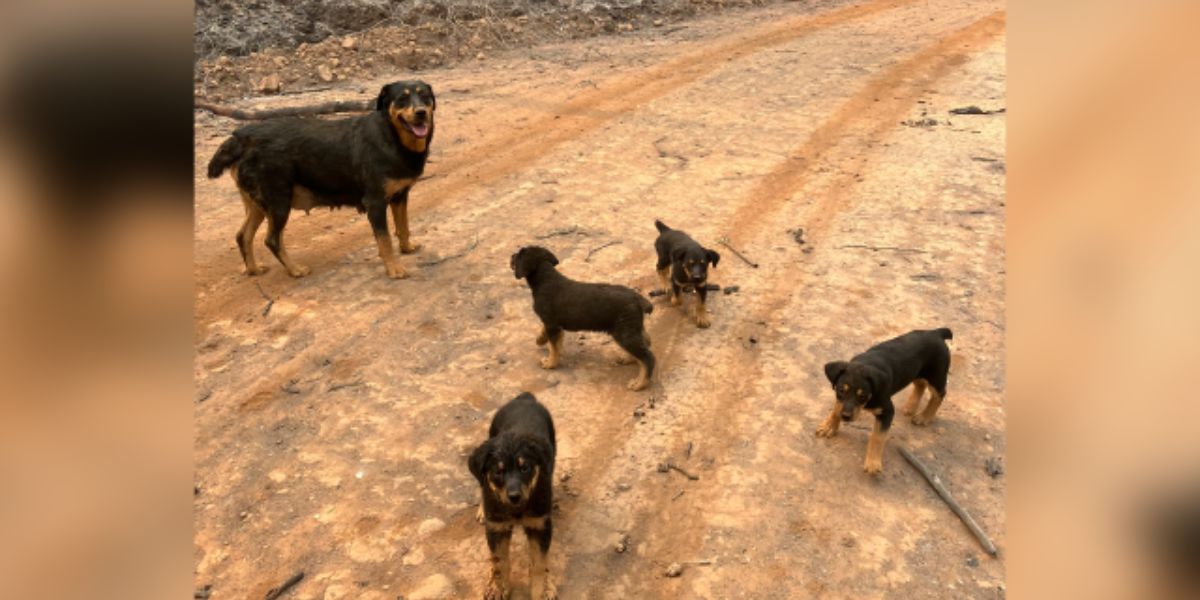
xmin=506 ymin=490 xmax=523 ymax=504
xmin=414 ymin=107 xmax=429 ymax=120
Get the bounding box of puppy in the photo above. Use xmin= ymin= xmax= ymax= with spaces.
xmin=815 ymin=328 xmax=953 ymax=474
xmin=207 ymin=80 xmax=434 ymax=279
xmin=511 ymin=246 xmax=655 ymax=391
xmin=469 ymin=392 xmax=557 ymax=600
xmin=654 ymin=220 xmax=720 ymax=328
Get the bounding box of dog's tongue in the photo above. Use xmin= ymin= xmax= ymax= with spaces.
xmin=409 ymin=122 xmax=429 ymax=138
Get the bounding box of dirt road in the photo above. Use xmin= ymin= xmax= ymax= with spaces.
xmin=193 ymin=0 xmax=1006 ymax=597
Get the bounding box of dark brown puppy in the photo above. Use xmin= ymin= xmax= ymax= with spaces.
xmin=654 ymin=220 xmax=720 ymax=328
xmin=815 ymin=328 xmax=953 ymax=474
xmin=206 ymin=80 xmax=435 ymax=279
xmin=469 ymin=392 xmax=557 ymax=600
xmin=511 ymin=246 xmax=655 ymax=391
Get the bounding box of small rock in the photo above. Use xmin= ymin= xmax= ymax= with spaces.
xmin=653 ymin=18 xmax=664 ymax=26
xmin=331 ymin=57 xmax=340 ymax=67
xmin=417 ymin=518 xmax=446 ymax=536
xmin=665 ymin=562 xmax=683 ymax=577
xmin=475 ymin=52 xmax=486 ymax=60
xmin=342 ymin=36 xmax=357 ymax=50
xmin=984 ymin=457 xmax=1004 ymax=478
xmin=614 ymin=533 xmax=629 ymax=553
xmin=966 ymin=555 xmax=979 ymax=567
xmin=408 ymin=573 xmax=453 ymax=600
xmin=258 ymin=74 xmax=282 ymax=95
xmin=722 ymin=285 xmax=740 ymax=295
xmin=317 ymin=64 xmax=335 ymax=83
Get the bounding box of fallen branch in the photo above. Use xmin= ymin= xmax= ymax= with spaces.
xmin=418 ymin=235 xmax=479 ymax=268
xmin=898 ymin=445 xmax=999 ymax=557
xmin=718 ymin=237 xmax=759 ymax=268
xmin=263 ymin=571 xmax=304 ymax=600
xmin=535 ymin=225 xmax=584 ymax=239
xmin=648 ymin=283 xmax=719 ymax=297
xmin=254 ymin=282 xmax=275 ymax=317
xmin=196 ymin=99 xmax=370 ymax=120
xmin=584 ymin=240 xmax=621 ymax=262
xmin=949 ymin=106 xmax=1006 ymax=115
xmin=328 ymin=380 xmax=364 ymax=392
xmin=657 ymin=461 xmax=699 ymax=481
xmin=836 ymin=244 xmax=928 ymax=255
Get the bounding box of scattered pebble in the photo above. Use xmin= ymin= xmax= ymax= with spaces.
xmin=966 ymin=555 xmax=979 ymax=567
xmin=614 ymin=533 xmax=629 ymax=553
xmin=665 ymin=562 xmax=683 ymax=577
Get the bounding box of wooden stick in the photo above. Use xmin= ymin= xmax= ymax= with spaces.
xmin=585 ymin=240 xmax=621 ymax=262
xmin=196 ymin=99 xmax=370 ymax=120
xmin=718 ymin=238 xmax=758 ymax=268
xmin=897 ymin=445 xmax=998 ymax=556
xmin=263 ymin=571 xmax=304 ymax=600
xmin=254 ymin=282 xmax=274 ymax=317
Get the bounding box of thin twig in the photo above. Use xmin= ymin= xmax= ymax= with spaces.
xmin=418 ymin=235 xmax=479 ymax=267
xmin=263 ymin=571 xmax=304 ymax=600
xmin=328 ymin=380 xmax=364 ymax=392
xmin=535 ymin=225 xmax=583 ymax=239
xmin=658 ymin=461 xmax=699 ymax=481
xmin=254 ymin=282 xmax=274 ymax=317
xmin=897 ymin=445 xmax=999 ymax=557
xmin=671 ymin=490 xmax=685 ymax=501
xmin=195 ymin=99 xmax=370 ymax=120
xmin=836 ymin=244 xmax=928 ymax=254
xmin=585 ymin=240 xmax=621 ymax=262
xmin=717 ymin=238 xmax=758 ymax=268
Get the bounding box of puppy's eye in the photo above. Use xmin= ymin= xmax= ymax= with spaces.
xmin=856 ymin=389 xmax=864 ymax=398
xmin=519 ymin=463 xmax=531 ymax=474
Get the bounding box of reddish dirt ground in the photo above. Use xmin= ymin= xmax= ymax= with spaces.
xmin=194 ymin=0 xmax=1007 ymax=597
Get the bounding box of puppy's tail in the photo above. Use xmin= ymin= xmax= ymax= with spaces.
xmin=638 ymin=295 xmax=653 ymax=315
xmin=654 ymin=219 xmax=671 ymax=233
xmin=207 ymin=135 xmax=244 ymax=178
xmin=935 ymin=327 xmax=953 ymax=340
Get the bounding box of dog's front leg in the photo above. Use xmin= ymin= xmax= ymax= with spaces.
xmin=484 ymin=524 xmax=513 ymax=600
xmin=864 ymin=407 xmax=893 ymax=475
xmin=390 ymin=188 xmax=422 ymax=254
xmin=525 ymin=517 xmax=556 ymax=599
xmin=369 ymin=200 xmax=407 ymax=279
xmin=540 ymin=329 xmax=563 ymax=370
xmin=814 ymin=401 xmax=842 ymax=437
xmin=694 ymin=285 xmax=711 ymax=328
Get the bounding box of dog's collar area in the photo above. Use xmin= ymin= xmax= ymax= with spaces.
xmin=673 ymin=276 xmax=705 ymax=293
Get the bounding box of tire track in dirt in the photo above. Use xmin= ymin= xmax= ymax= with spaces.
xmin=556 ymin=10 xmax=1006 ymax=595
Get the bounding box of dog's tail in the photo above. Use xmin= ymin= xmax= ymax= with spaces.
xmin=654 ymin=219 xmax=671 ymax=233
xmin=638 ymin=295 xmax=653 ymax=315
xmin=935 ymin=327 xmax=953 ymax=340
xmin=207 ymin=134 xmax=244 ymax=179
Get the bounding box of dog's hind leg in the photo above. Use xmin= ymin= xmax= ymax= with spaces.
xmin=524 ymin=516 xmax=556 ymax=599
xmin=483 ymin=525 xmax=513 ymax=600
xmin=901 ymin=379 xmax=927 ymax=416
xmin=657 ymin=265 xmax=671 ymax=297
xmin=913 ymin=385 xmax=945 ymax=426
xmin=540 ymin=329 xmax=563 ymax=370
xmin=236 ymin=191 xmax=269 ymax=275
xmin=615 ymin=327 xmax=654 ymax=391
xmin=694 ymin=285 xmax=711 ymax=328
xmin=264 ymin=200 xmax=311 ymax=278
xmin=390 ymin=189 xmax=422 ymax=254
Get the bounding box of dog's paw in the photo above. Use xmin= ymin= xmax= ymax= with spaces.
xmin=694 ymin=314 xmax=711 ymax=329
xmin=286 ymin=265 xmax=311 ymax=278
xmin=242 ymin=265 xmax=270 ymax=276
xmin=399 ymin=241 xmax=422 ymax=254
xmin=814 ymin=422 xmax=838 ymax=438
xmin=534 ymin=579 xmax=558 ymax=600
xmin=912 ymin=413 xmax=933 ymax=426
xmin=540 ymin=357 xmax=559 ymax=370
xmin=670 ymin=294 xmax=682 ymax=307
xmin=627 ymin=376 xmax=649 ymax=391
xmin=483 ymin=574 xmax=510 ymax=600
xmin=612 ymin=354 xmax=636 ymax=365
xmin=863 ymin=458 xmax=883 ymax=475
xmin=384 ymin=265 xmax=409 ymax=280
xmin=475 ymin=505 xmax=485 ymax=524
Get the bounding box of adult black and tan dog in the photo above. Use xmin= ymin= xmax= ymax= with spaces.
xmin=469 ymin=392 xmax=557 ymax=600
xmin=511 ymin=246 xmax=655 ymax=391
xmin=653 ymin=219 xmax=720 ymax=328
xmin=815 ymin=328 xmax=953 ymax=474
xmin=206 ymin=80 xmax=435 ymax=279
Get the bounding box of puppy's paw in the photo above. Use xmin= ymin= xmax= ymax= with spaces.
xmin=286 ymin=265 xmax=311 ymax=278
xmin=540 ymin=357 xmax=559 ymax=370
xmin=627 ymin=376 xmax=649 ymax=391
xmin=814 ymin=422 xmax=839 ymax=438
xmin=670 ymin=294 xmax=682 ymax=307
xmin=242 ymin=265 xmax=269 ymax=276
xmin=483 ymin=574 xmax=510 ymax=600
xmin=863 ymin=458 xmax=883 ymax=475
xmin=399 ymin=241 xmax=422 ymax=254
xmin=534 ymin=579 xmax=558 ymax=600
xmin=475 ymin=505 xmax=485 ymax=524
xmin=912 ymin=413 xmax=933 ymax=426
xmin=694 ymin=314 xmax=711 ymax=329
xmin=612 ymin=354 xmax=636 ymax=365
xmin=384 ymin=264 xmax=409 ymax=280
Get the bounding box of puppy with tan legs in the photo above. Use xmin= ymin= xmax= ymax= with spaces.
xmin=469 ymin=392 xmax=557 ymax=600
xmin=653 ymin=219 xmax=720 ymax=328
xmin=815 ymin=328 xmax=953 ymax=474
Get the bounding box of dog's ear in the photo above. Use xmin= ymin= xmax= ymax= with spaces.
xmin=671 ymin=247 xmax=687 ymax=264
xmin=824 ymin=361 xmax=849 ymax=388
xmin=511 ymin=251 xmax=526 ymax=280
xmin=706 ymin=249 xmax=720 ymax=268
xmin=468 ymin=439 xmax=493 ymax=484
xmin=545 ymin=249 xmax=560 ymax=267
xmin=375 ymin=84 xmax=393 ymax=111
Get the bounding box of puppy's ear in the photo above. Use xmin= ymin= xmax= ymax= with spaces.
xmin=512 ymin=252 xmax=526 ymax=280
xmin=545 ymin=250 xmax=560 ymax=267
xmin=468 ymin=439 xmax=493 ymax=484
xmin=671 ymin=247 xmax=687 ymax=264
xmin=824 ymin=361 xmax=849 ymax=388
xmin=706 ymin=249 xmax=720 ymax=268
xmin=375 ymin=84 xmax=393 ymax=112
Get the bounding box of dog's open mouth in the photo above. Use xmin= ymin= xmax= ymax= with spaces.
xmin=404 ymin=119 xmax=430 ymax=138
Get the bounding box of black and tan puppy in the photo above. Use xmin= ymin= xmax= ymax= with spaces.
xmin=511 ymin=246 xmax=655 ymax=391
xmin=815 ymin=328 xmax=953 ymax=474
xmin=206 ymin=80 xmax=435 ymax=279
xmin=469 ymin=392 xmax=557 ymax=600
xmin=654 ymin=220 xmax=720 ymax=328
